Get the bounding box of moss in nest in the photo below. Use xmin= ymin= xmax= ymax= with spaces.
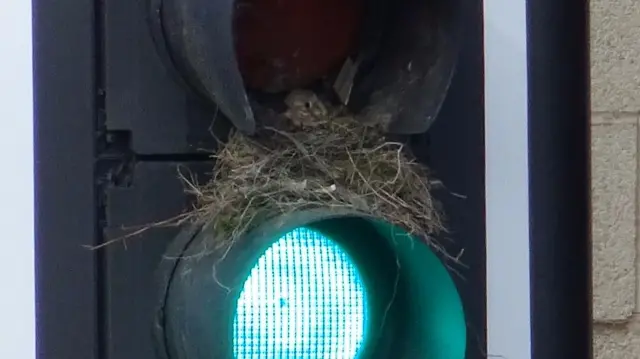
xmin=181 ymin=90 xmax=446 ymax=254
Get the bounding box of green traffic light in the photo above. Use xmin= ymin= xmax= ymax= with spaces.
xmin=233 ymin=227 xmax=368 ymax=358
xmin=157 ymin=210 xmax=466 ymax=359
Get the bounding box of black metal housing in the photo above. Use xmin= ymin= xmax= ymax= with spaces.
xmin=527 ymin=0 xmax=592 ymax=357
xmin=33 ymin=0 xmax=593 ymax=358
xmin=33 ymin=0 xmax=486 ymax=358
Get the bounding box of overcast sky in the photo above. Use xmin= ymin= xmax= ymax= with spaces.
xmin=0 ymin=1 xmax=36 ymax=359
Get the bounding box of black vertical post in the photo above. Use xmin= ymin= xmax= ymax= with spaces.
xmin=33 ymin=1 xmax=101 ymax=359
xmin=527 ymin=1 xmax=592 ymax=358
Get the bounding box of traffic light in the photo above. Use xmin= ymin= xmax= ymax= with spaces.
xmin=157 ymin=215 xmax=466 ymax=359
xmin=147 ymin=0 xmax=468 ymax=357
xmin=34 ymin=1 xmax=592 ymax=359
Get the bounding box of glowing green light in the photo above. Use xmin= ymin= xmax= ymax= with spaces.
xmin=233 ymin=227 xmax=367 ymax=359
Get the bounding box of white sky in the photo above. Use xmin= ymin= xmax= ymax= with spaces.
xmin=0 ymin=1 xmax=36 ymax=359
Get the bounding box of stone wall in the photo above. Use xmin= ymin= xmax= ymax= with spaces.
xmin=591 ymin=0 xmax=640 ymax=357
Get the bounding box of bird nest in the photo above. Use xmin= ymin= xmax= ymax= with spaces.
xmin=180 ymin=90 xmax=446 ymax=253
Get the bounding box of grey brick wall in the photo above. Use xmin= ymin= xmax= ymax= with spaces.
xmin=591 ymin=0 xmax=640 ymax=357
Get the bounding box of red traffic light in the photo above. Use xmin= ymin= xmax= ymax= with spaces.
xmin=233 ymin=0 xmax=365 ymax=93
xmin=150 ymin=0 xmax=462 ymax=134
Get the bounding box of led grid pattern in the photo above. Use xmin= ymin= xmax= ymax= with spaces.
xmin=233 ymin=227 xmax=367 ymax=359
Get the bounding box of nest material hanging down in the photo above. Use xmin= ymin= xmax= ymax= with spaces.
xmin=184 ymin=90 xmax=445 ymax=251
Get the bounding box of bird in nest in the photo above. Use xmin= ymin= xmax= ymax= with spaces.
xmin=280 ymin=89 xmax=392 ymax=133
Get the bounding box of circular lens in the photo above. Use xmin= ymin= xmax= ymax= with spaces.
xmin=233 ymin=227 xmax=367 ymax=359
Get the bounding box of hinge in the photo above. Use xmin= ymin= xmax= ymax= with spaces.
xmin=96 ymin=129 xmax=135 ymax=188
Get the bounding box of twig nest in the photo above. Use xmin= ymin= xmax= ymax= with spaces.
xmin=186 ymin=90 xmax=444 ymax=251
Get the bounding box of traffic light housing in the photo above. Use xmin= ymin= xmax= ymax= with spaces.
xmin=34 ymin=0 xmax=592 ymax=359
